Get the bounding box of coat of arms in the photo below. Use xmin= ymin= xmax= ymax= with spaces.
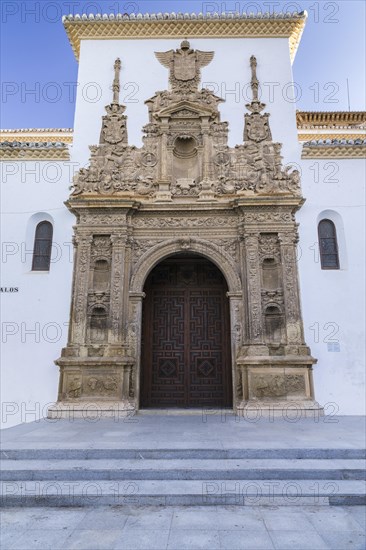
xmin=155 ymin=40 xmax=214 ymax=88
xmin=245 ymin=113 xmax=271 ymax=142
xmin=102 ymin=115 xmax=126 ymax=144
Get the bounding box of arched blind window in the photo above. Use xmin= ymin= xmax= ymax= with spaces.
xmin=318 ymin=219 xmax=339 ymax=269
xmin=32 ymin=221 xmax=53 ymax=271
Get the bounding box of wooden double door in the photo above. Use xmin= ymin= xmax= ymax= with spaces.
xmin=141 ymin=255 xmax=232 ymax=408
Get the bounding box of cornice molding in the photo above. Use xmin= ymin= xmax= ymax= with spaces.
xmin=298 ymin=133 xmax=365 ymax=142
xmin=302 ymin=144 xmax=366 ymax=159
xmin=296 ymin=111 xmax=366 ymax=129
xmin=0 ymin=147 xmax=70 ymax=161
xmin=62 ymin=12 xmax=307 ymax=62
xmin=0 ymin=129 xmax=73 ymax=144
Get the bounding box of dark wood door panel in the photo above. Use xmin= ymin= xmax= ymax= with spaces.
xmin=150 ymin=292 xmax=186 ymax=406
xmin=188 ymin=291 xmax=229 ymax=407
xmin=141 ymin=256 xmax=232 ymax=408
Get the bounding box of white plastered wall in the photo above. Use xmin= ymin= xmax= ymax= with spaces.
xmin=0 ymin=159 xmax=75 ymax=428
xmin=297 ymin=157 xmax=366 ymax=415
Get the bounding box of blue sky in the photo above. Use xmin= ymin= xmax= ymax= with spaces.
xmin=1 ymin=0 xmax=365 ymax=129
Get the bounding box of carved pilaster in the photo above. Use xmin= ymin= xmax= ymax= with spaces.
xmin=278 ymin=230 xmax=305 ymax=348
xmin=227 ymin=291 xmax=244 ymax=408
xmin=122 ymin=236 xmax=134 ymax=342
xmin=237 ymin=224 xmax=249 ymax=345
xmin=128 ymin=292 xmax=146 ymax=406
xmin=109 ymin=233 xmax=127 ymax=346
xmin=243 ymin=233 xmax=266 ymax=349
xmin=198 ymin=121 xmax=217 ymax=201
xmin=160 ymin=128 xmax=169 ymax=181
xmin=70 ymin=234 xmax=93 ymax=347
xmin=202 ymin=118 xmax=210 ymax=180
xmin=155 ymin=127 xmax=172 ymax=201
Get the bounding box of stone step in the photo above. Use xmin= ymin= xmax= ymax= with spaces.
xmin=1 ymin=448 xmax=365 ymax=460
xmin=1 ymin=458 xmax=365 ymax=481
xmin=1 ymin=479 xmax=365 ymax=507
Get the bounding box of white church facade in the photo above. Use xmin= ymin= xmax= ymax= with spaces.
xmin=1 ymin=12 xmax=365 ymax=428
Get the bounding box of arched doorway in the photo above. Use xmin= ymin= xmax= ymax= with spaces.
xmin=141 ymin=254 xmax=232 ymax=408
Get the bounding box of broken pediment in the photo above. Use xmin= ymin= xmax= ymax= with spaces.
xmin=155 ymin=100 xmax=218 ymax=121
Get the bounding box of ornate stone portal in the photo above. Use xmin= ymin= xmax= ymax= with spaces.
xmin=49 ymin=42 xmax=322 ymax=418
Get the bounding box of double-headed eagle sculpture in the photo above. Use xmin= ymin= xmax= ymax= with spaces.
xmin=155 ymin=40 xmax=214 ymax=87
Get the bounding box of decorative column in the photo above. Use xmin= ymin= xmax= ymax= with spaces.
xmin=121 ymin=235 xmax=134 ymax=344
xmin=109 ymin=233 xmax=127 ymax=351
xmin=227 ymin=291 xmax=245 ymax=407
xmin=69 ymin=233 xmax=93 ymax=352
xmin=155 ymin=119 xmax=172 ymax=201
xmin=278 ymin=230 xmax=308 ymax=353
xmin=202 ymin=119 xmax=210 ymax=181
xmin=242 ymin=232 xmax=268 ymax=355
xmin=128 ymin=292 xmax=146 ymax=408
xmin=198 ymin=117 xmax=216 ymax=201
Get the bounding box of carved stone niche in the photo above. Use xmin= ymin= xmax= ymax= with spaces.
xmin=259 ymin=233 xmax=286 ymax=349
xmin=264 ymin=304 xmax=285 ymax=345
xmin=172 ymin=135 xmax=201 ymax=193
xmin=87 ymin=304 xmax=109 ymax=344
xmin=92 ymin=259 xmax=111 ymax=291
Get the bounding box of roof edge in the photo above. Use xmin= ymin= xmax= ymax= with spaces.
xmin=296 ymin=110 xmax=366 ymax=128
xmin=62 ymin=11 xmax=307 ymax=63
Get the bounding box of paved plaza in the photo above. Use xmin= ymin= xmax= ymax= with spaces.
xmin=1 ymin=415 xmax=365 ymax=548
xmin=1 ymin=504 xmax=366 ymax=549
xmin=2 ymin=413 xmax=365 ymax=451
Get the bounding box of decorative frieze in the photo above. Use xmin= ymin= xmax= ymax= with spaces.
xmin=242 ymin=208 xmax=295 ymax=224
xmin=133 ymin=216 xmax=238 ymax=228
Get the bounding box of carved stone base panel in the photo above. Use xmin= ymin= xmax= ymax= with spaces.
xmin=248 ymin=367 xmax=310 ymax=401
xmin=55 ymin=360 xmax=135 ymax=402
xmin=236 ymin=360 xmax=322 ymax=415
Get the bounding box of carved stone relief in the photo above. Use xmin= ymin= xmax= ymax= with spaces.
xmin=86 ymin=376 xmax=118 ymax=396
xmin=66 ymin=375 xmax=82 ymax=399
xmin=251 ymin=372 xmax=306 ymax=399
xmin=91 ymin=235 xmax=112 ymax=259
